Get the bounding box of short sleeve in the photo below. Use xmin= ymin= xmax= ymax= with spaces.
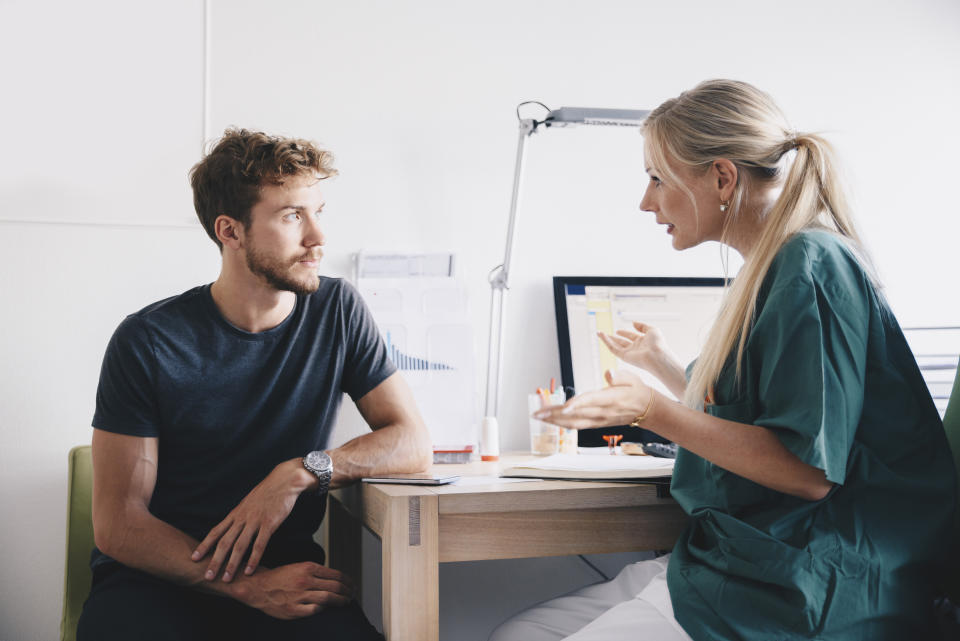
xmin=338 ymin=281 xmax=397 ymax=401
xmin=747 ymin=241 xmax=870 ymax=485
xmin=92 ymin=315 xmax=161 ymax=437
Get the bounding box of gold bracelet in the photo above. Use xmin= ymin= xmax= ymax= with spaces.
xmin=629 ymin=388 xmax=656 ymax=427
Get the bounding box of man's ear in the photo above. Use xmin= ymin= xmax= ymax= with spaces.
xmin=713 ymin=159 xmax=738 ymax=201
xmin=214 ymin=215 xmax=243 ymax=250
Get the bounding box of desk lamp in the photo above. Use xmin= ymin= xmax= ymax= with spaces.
xmin=481 ymin=103 xmax=651 ymax=460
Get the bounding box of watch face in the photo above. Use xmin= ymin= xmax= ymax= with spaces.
xmin=306 ymin=450 xmax=332 ymax=472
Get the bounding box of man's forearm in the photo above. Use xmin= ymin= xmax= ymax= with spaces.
xmin=97 ymin=505 xmax=249 ymax=599
xmin=327 ymin=422 xmax=431 ymax=488
xmin=97 ymin=505 xmax=355 ymax=619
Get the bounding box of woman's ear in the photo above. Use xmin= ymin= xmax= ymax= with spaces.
xmin=713 ymin=159 xmax=738 ymax=201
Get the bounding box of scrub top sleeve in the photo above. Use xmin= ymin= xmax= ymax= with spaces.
xmin=749 ymin=266 xmax=869 ymax=486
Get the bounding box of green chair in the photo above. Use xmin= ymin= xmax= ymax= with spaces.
xmin=61 ymin=445 xmax=94 ymax=641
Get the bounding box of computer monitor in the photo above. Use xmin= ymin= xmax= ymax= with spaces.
xmin=552 ymin=276 xmax=727 ymax=444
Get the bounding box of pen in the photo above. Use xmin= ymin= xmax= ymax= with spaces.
xmin=537 ymin=388 xmax=550 ymax=407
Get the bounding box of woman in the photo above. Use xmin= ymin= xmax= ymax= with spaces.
xmin=491 ymin=80 xmax=956 ymax=640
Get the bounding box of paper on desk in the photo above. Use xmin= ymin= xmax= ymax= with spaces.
xmin=452 ymin=475 xmax=540 ymax=486
xmin=509 ymin=454 xmax=674 ymax=473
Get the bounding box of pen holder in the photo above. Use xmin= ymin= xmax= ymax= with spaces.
xmin=528 ymin=392 xmax=566 ymax=456
xmin=557 ymin=425 xmax=578 ymax=455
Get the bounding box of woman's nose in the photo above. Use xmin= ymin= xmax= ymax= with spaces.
xmin=639 ymin=189 xmax=655 ymax=213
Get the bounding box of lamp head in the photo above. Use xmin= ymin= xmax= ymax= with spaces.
xmin=546 ymin=107 xmax=650 ymax=128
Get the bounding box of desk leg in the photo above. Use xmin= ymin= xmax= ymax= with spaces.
xmin=327 ymin=495 xmax=363 ymax=600
xmin=382 ymin=494 xmax=439 ymax=641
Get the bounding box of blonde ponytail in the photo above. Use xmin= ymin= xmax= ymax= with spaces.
xmin=640 ymin=80 xmax=874 ymax=408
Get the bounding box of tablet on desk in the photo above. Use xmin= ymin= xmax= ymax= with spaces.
xmin=361 ymin=472 xmax=460 ymax=485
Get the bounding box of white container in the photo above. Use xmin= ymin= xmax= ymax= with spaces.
xmin=528 ymin=392 xmax=568 ymax=455
xmin=480 ymin=416 xmax=500 ymax=461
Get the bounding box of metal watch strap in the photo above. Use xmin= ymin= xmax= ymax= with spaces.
xmin=302 ymin=450 xmax=333 ymax=495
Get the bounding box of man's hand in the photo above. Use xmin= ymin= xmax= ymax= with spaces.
xmin=192 ymin=458 xmax=315 ymax=582
xmin=233 ymin=562 xmax=356 ymax=620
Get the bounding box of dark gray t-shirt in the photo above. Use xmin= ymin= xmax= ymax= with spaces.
xmin=92 ymin=277 xmax=395 ymax=567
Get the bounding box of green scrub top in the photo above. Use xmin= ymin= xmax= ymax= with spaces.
xmin=667 ymin=229 xmax=956 ymax=640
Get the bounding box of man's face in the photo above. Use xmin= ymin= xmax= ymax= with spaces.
xmin=243 ymin=174 xmax=326 ymax=295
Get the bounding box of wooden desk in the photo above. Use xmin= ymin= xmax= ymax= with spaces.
xmin=327 ymin=455 xmax=689 ymax=641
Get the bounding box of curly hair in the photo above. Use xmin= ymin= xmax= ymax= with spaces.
xmin=190 ymin=128 xmax=337 ymax=249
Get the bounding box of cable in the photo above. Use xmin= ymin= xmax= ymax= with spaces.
xmin=577 ymin=555 xmax=610 ymax=581
xmin=516 ymin=101 xmax=553 ymax=130
xmin=202 ymin=0 xmax=212 ymax=144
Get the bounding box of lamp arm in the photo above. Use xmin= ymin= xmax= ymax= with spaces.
xmin=482 ymin=119 xmax=536 ymax=426
xmin=479 ymin=106 xmax=648 ymax=456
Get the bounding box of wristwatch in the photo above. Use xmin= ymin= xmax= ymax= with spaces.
xmin=302 ymin=450 xmax=333 ymax=495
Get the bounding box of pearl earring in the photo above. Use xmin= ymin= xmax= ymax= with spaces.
xmin=720 ymin=201 xmax=730 ymax=213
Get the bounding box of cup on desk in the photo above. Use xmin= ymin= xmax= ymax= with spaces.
xmin=557 ymin=424 xmax=578 ymax=454
xmin=528 ymin=391 xmax=567 ymax=455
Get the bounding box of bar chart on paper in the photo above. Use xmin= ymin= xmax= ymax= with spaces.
xmin=358 ymin=276 xmax=479 ymax=451
xmin=386 ymin=331 xmax=454 ymax=372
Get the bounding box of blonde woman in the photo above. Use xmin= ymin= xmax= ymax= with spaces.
xmin=490 ymin=80 xmax=956 ymax=640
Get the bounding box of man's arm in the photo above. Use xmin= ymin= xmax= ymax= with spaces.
xmin=90 ymin=428 xmax=353 ymax=618
xmin=192 ymin=372 xmax=431 ymax=583
xmin=328 ymin=371 xmax=433 ymax=488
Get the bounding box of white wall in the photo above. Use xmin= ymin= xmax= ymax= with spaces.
xmin=1 ymin=1 xmax=958 ymax=640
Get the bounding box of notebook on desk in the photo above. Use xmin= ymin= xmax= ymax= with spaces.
xmin=500 ymin=453 xmax=674 ymax=481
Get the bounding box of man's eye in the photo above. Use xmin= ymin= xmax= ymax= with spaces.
xmin=284 ymin=212 xmax=301 ymax=222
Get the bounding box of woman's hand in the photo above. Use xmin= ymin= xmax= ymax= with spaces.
xmin=598 ymin=322 xmax=688 ymax=399
xmin=598 ymin=322 xmax=674 ymax=372
xmin=533 ymin=369 xmax=656 ymax=430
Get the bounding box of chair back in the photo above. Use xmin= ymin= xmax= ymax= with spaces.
xmin=942 ymin=361 xmax=960 ymax=604
xmin=944 ymin=365 xmax=960 ymax=499
xmin=61 ymin=445 xmax=94 ymax=641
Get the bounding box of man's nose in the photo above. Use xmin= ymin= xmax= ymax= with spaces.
xmin=303 ymin=216 xmax=325 ymax=246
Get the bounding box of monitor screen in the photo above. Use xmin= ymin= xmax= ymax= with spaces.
xmin=553 ymin=276 xmax=727 ymax=443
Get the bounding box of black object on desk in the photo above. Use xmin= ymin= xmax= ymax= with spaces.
xmin=642 ymin=442 xmax=678 ymax=458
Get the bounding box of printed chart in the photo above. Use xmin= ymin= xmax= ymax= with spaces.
xmin=359 ymin=277 xmax=478 ymax=450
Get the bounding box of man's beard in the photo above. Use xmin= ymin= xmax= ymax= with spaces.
xmin=245 ymin=244 xmax=321 ymax=295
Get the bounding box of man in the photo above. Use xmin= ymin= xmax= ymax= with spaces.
xmin=78 ymin=129 xmax=432 ymax=640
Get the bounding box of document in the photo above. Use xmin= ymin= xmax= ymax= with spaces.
xmin=500 ymin=453 xmax=673 ymax=480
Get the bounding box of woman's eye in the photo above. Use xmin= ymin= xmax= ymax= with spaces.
xmin=650 ymin=176 xmax=662 ymax=187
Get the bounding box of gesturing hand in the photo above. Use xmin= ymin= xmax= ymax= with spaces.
xmin=192 ymin=459 xmax=312 ymax=582
xmin=236 ymin=562 xmax=355 ymax=620
xmin=598 ymin=322 xmax=677 ymax=375
xmin=533 ymin=369 xmax=657 ymax=430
